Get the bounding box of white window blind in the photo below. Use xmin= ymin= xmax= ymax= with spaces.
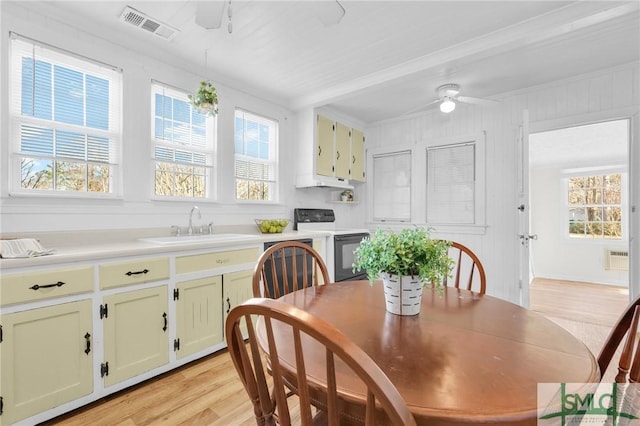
xmin=372 ymin=151 xmax=411 ymax=222
xmin=427 ymin=143 xmax=475 ymax=224
xmin=151 ymin=81 xmax=215 ymax=198
xmin=234 ymin=109 xmax=278 ymax=201
xmin=9 ymin=34 xmax=122 ymax=194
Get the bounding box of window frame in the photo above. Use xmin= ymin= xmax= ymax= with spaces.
xmin=233 ymin=108 xmax=279 ymax=203
xmin=370 ymin=149 xmax=413 ymax=223
xmin=562 ymin=167 xmax=628 ymax=241
xmin=150 ymin=80 xmax=216 ymax=201
xmin=424 ymin=132 xmax=486 ymax=234
xmin=8 ymin=33 xmax=123 ymax=198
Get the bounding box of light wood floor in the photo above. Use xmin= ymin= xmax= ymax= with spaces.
xmin=44 ymin=279 xmax=630 ymax=426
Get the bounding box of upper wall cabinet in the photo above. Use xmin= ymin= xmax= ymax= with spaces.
xmin=351 ymin=128 xmax=366 ymax=182
xmin=296 ymin=110 xmax=366 ymax=188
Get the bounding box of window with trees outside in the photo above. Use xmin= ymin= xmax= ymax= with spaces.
xmin=10 ymin=34 xmax=122 ymax=195
xmin=152 ymin=82 xmax=215 ymax=198
xmin=234 ymin=109 xmax=278 ymax=201
xmin=568 ymin=173 xmax=622 ymax=239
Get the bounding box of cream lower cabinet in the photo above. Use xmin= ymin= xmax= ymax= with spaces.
xmin=175 ymin=276 xmax=223 ymax=359
xmin=101 ymin=286 xmax=169 ymax=387
xmin=223 ymin=269 xmax=254 ymax=337
xmin=0 ymin=300 xmax=93 ymax=425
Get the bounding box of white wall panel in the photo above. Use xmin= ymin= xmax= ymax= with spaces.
xmin=365 ymin=62 xmax=639 ymax=302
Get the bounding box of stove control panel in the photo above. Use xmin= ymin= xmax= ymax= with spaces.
xmin=293 ymin=208 xmax=335 ymax=229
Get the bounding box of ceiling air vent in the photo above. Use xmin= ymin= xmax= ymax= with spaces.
xmin=119 ymin=6 xmax=179 ymax=41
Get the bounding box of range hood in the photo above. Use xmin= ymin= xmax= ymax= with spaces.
xmin=296 ymin=175 xmax=354 ymax=190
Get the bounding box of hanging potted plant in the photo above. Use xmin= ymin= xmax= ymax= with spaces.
xmin=188 ymin=81 xmax=218 ymax=116
xmin=352 ymin=227 xmax=453 ymax=316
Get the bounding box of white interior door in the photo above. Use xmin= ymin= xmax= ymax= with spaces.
xmin=631 ymin=112 xmax=639 ymax=299
xmin=517 ymin=110 xmax=531 ymax=307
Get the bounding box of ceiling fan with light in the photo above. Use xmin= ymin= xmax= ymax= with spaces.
xmin=405 ymin=83 xmax=498 ymax=115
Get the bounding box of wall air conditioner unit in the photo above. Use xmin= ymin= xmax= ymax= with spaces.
xmin=119 ymin=6 xmax=179 ymax=41
xmin=604 ymin=249 xmax=629 ymax=271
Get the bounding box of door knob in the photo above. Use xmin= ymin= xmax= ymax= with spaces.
xmin=517 ymin=204 xmax=525 ymax=212
xmin=518 ymin=234 xmax=538 ymax=240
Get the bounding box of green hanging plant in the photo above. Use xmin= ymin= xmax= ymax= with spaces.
xmin=188 ymin=81 xmax=218 ymax=116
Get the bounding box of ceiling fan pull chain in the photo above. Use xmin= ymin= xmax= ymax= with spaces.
xmin=227 ymin=0 xmax=233 ymax=34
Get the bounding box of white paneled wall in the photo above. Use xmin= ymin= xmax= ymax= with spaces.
xmin=365 ymin=62 xmax=639 ymax=302
xmin=0 ymin=2 xmax=360 ymax=234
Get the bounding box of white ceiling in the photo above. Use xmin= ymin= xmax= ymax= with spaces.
xmin=13 ymin=1 xmax=640 ymax=124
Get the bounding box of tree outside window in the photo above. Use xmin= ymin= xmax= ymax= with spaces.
xmin=568 ymin=173 xmax=622 ymax=239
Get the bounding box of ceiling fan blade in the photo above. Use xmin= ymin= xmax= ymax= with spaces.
xmin=457 ymin=95 xmax=498 ymax=106
xmin=313 ymin=1 xmax=346 ymax=26
xmin=195 ymin=1 xmax=226 ymax=29
xmin=400 ymin=99 xmax=440 ymax=116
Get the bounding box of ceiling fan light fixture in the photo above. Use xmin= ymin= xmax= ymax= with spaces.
xmin=440 ymin=98 xmax=456 ymax=113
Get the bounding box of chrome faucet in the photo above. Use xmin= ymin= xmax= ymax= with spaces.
xmin=187 ymin=206 xmax=201 ymax=235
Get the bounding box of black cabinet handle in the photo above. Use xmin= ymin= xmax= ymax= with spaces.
xmin=84 ymin=332 xmax=91 ymax=355
xmin=30 ymin=281 xmax=65 ymax=291
xmin=125 ymin=269 xmax=149 ymax=276
xmin=162 ymin=312 xmax=167 ymax=332
xmin=352 ymin=155 xmax=356 ymax=164
xmin=336 ymin=151 xmax=340 ymax=160
xmin=226 ymin=297 xmax=231 ymax=314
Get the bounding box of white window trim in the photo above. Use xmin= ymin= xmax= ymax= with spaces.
xmin=366 ymin=143 xmax=415 ymax=225
xmin=424 ymin=132 xmax=487 ymax=235
xmin=561 ymin=165 xmax=628 ymax=243
xmin=365 ymin=133 xmax=487 ymax=235
xmin=149 ymin=80 xmax=216 ymax=201
xmin=8 ymin=33 xmax=123 ymax=199
xmin=233 ymin=108 xmax=280 ymax=204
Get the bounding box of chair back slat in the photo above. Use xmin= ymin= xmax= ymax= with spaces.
xmin=441 ymin=241 xmax=487 ymax=294
xmin=630 ymin=337 xmax=640 ymax=383
xmin=253 ymin=241 xmax=330 ymax=299
xmin=616 ymin=306 xmax=640 ymax=383
xmin=599 ymin=294 xmax=640 ymax=382
xmin=226 ymin=298 xmax=417 ymax=426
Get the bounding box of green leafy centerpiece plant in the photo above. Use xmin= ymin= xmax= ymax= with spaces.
xmin=353 ymin=227 xmax=453 ymax=315
xmin=188 ymin=81 xmax=218 ymax=116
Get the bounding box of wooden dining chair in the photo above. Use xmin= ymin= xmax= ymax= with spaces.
xmin=442 ymin=241 xmax=486 ymax=294
xmin=252 ymin=241 xmax=330 ymax=298
xmin=598 ymin=294 xmax=640 ymax=382
xmin=225 ymin=297 xmax=417 ymax=426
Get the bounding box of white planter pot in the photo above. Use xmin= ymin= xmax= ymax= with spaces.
xmin=380 ymin=272 xmax=424 ymax=316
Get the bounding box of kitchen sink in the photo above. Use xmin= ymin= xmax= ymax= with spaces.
xmin=139 ymin=233 xmax=260 ymax=245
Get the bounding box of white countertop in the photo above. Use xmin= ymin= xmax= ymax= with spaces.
xmin=0 ymin=228 xmax=331 ymax=270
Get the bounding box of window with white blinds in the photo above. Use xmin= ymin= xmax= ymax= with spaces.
xmin=372 ymin=151 xmax=411 ymax=222
xmin=426 ymin=143 xmax=475 ymax=224
xmin=9 ymin=34 xmax=122 ymax=195
xmin=234 ymin=109 xmax=278 ymax=202
xmin=152 ymin=82 xmax=215 ymax=198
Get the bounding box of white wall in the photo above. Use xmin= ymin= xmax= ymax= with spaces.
xmin=0 ymin=2 xmax=364 ymax=234
xmin=530 ymin=168 xmax=628 ymax=286
xmin=364 ymin=62 xmax=640 ymax=302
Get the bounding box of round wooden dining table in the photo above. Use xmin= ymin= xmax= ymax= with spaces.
xmin=260 ymin=280 xmax=600 ymax=425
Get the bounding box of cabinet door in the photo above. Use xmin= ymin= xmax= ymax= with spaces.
xmin=316 ymin=114 xmax=335 ymax=177
xmin=223 ymin=270 xmax=254 ymax=337
xmin=0 ymin=300 xmax=93 ymax=425
xmin=335 ymin=122 xmax=351 ymax=179
xmin=102 ymin=286 xmax=169 ymax=387
xmin=351 ymin=128 xmax=366 ymax=182
xmin=175 ymin=276 xmax=223 ymax=359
